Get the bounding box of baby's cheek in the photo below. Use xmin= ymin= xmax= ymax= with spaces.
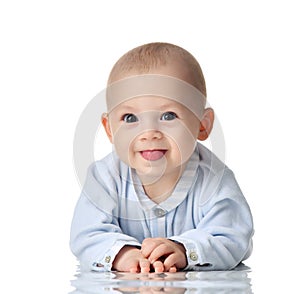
xmin=162 ymin=122 xmax=197 ymax=164
xmin=113 ymin=126 xmax=137 ymax=164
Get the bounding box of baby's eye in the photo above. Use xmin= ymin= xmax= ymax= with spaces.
xmin=160 ymin=111 xmax=178 ymax=121
xmin=122 ymin=113 xmax=138 ymax=123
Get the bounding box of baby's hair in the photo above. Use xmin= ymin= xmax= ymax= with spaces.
xmin=108 ymin=42 xmax=206 ymax=97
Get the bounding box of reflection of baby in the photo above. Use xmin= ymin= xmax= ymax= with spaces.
xmin=115 ymin=272 xmax=187 ymax=293
xmin=70 ymin=42 xmax=254 ymax=273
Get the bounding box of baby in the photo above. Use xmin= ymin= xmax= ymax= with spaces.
xmin=70 ymin=42 xmax=254 ymax=273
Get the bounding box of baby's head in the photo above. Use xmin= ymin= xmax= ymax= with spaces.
xmin=107 ymin=42 xmax=207 ymax=97
xmin=102 ymin=42 xmax=214 ymax=183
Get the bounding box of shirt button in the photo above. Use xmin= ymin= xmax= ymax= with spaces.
xmin=189 ymin=252 xmax=198 ymax=261
xmin=153 ymin=207 xmax=166 ymax=217
xmin=105 ymin=256 xmax=111 ymax=263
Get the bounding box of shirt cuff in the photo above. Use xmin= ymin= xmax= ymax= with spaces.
xmin=91 ymin=241 xmax=141 ymax=272
xmin=169 ymin=237 xmax=202 ymax=268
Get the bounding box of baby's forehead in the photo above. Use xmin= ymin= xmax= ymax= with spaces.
xmin=116 ymin=95 xmax=187 ymax=108
xmin=106 ymin=74 xmax=206 ymax=120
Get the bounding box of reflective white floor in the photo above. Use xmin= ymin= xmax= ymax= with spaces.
xmin=70 ymin=264 xmax=252 ymax=293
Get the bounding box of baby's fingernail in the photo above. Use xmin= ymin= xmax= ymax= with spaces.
xmin=155 ymin=267 xmax=164 ymax=273
xmin=141 ymin=267 xmax=150 ymax=273
xmin=169 ymin=266 xmax=177 ymax=273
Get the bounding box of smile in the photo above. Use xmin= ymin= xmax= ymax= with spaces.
xmin=140 ymin=149 xmax=167 ymax=161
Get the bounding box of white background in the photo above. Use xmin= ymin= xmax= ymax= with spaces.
xmin=1 ymin=0 xmax=299 ymax=292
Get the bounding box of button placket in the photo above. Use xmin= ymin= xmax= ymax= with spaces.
xmin=152 ymin=206 xmax=167 ymax=237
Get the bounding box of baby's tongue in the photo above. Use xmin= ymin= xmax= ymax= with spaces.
xmin=141 ymin=150 xmax=165 ymax=161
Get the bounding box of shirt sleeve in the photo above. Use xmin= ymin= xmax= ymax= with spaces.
xmin=70 ymin=163 xmax=141 ymax=272
xmin=170 ymin=169 xmax=254 ymax=271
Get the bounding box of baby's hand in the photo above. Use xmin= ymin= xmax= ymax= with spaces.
xmin=112 ymin=246 xmax=151 ymax=273
xmin=141 ymin=238 xmax=187 ymax=272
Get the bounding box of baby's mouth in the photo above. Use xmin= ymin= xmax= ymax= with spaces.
xmin=140 ymin=149 xmax=167 ymax=161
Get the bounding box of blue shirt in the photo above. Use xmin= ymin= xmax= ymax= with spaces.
xmin=70 ymin=143 xmax=253 ymax=271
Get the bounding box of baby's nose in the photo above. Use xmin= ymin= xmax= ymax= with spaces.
xmin=139 ymin=129 xmax=163 ymax=141
xmin=137 ymin=112 xmax=160 ymax=139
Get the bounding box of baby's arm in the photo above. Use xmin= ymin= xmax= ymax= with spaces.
xmin=141 ymin=238 xmax=187 ymax=272
xmin=70 ymin=161 xmax=151 ymax=272
xmin=70 ymin=193 xmax=142 ymax=271
xmin=169 ymin=169 xmax=254 ymax=271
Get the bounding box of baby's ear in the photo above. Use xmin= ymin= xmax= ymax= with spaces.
xmin=101 ymin=113 xmax=113 ymax=143
xmin=198 ymin=108 xmax=214 ymax=141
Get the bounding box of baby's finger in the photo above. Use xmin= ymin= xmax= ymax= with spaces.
xmin=141 ymin=238 xmax=158 ymax=258
xmin=163 ymin=253 xmax=177 ymax=271
xmin=153 ymin=260 xmax=164 ymax=273
xmin=129 ymin=266 xmax=138 ymax=273
xmin=139 ymin=259 xmax=151 ymax=273
xmin=148 ymin=244 xmax=172 ymax=264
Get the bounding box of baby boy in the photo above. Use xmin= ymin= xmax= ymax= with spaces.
xmin=70 ymin=42 xmax=253 ymax=273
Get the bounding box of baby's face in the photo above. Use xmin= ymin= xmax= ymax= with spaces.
xmin=103 ymin=61 xmax=212 ymax=183
xmin=103 ymin=95 xmax=201 ymax=181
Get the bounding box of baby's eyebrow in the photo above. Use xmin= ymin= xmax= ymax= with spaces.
xmin=123 ymin=103 xmax=179 ymax=112
xmin=116 ymin=104 xmax=136 ymax=112
xmin=159 ymin=102 xmax=180 ymax=109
